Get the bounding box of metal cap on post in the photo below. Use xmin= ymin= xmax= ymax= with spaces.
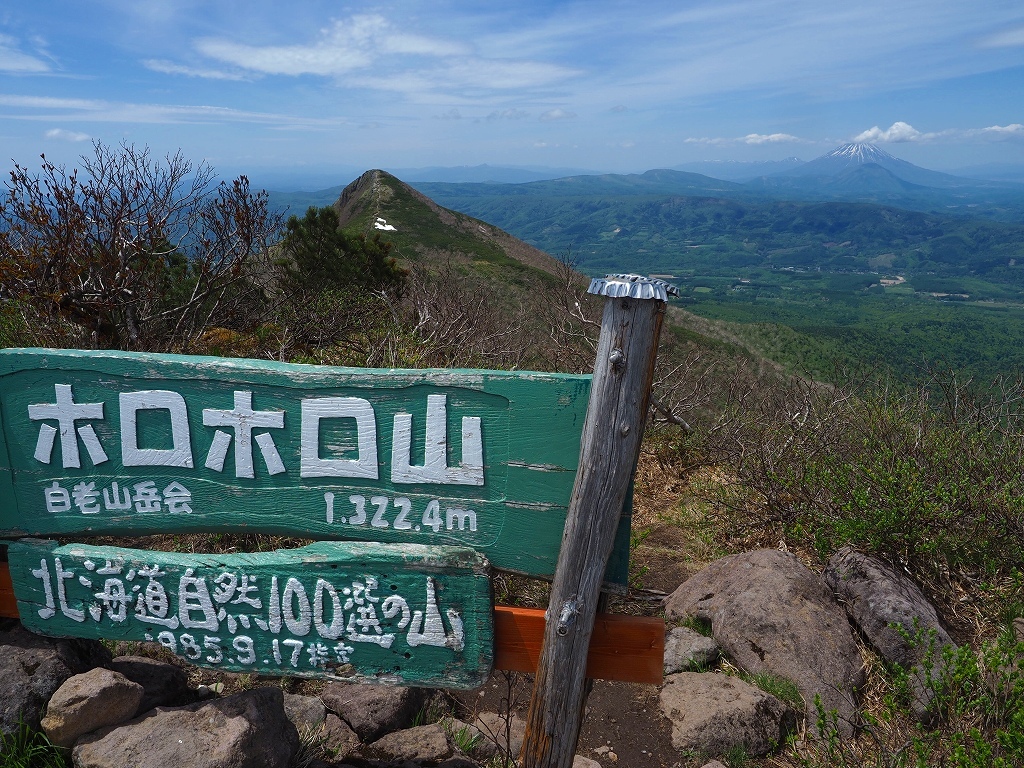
xmin=522 ymin=274 xmax=676 ymax=768
xmin=586 ymin=273 xmax=680 ymax=301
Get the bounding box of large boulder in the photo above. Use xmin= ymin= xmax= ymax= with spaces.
xmin=72 ymin=687 xmax=299 ymax=768
xmin=108 ymin=655 xmax=194 ymax=714
xmin=320 ymin=683 xmax=427 ymax=742
xmin=824 ymin=546 xmax=956 ymax=722
xmin=0 ymin=625 xmax=111 ymax=734
xmin=40 ymin=668 xmax=143 ymax=747
xmin=664 ymin=549 xmax=864 ymax=735
xmin=660 ymin=672 xmax=796 ymax=757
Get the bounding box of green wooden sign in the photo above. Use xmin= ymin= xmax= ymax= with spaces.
xmin=8 ymin=539 xmax=493 ymax=688
xmin=0 ymin=349 xmax=630 ymax=582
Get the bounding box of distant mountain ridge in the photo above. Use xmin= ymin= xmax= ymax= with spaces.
xmin=771 ymin=143 xmax=983 ymax=190
xmin=384 ymin=164 xmax=596 ymax=184
xmin=672 ymin=157 xmax=805 ymax=182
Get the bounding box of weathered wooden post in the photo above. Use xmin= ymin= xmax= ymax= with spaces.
xmin=522 ymin=274 xmax=676 ymax=768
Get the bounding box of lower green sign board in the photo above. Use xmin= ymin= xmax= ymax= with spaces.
xmin=7 ymin=539 xmax=493 ymax=688
xmin=0 ymin=349 xmax=630 ymax=582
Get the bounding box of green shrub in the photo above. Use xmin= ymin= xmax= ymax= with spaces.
xmin=681 ymin=368 xmax=1024 ymax=583
xmin=794 ymin=624 xmax=1024 ymax=767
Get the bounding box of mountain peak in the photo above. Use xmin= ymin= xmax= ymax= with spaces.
xmin=331 ymin=169 xmax=567 ymax=279
xmin=824 ymin=143 xmax=898 ymax=164
xmin=775 ymin=142 xmax=972 ymax=190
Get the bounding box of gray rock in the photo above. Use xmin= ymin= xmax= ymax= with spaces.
xmin=699 ymin=761 xmax=730 ymax=768
xmin=41 ymin=668 xmax=144 ymax=748
xmin=370 ymin=723 xmax=453 ymax=762
xmin=824 ymin=547 xmax=954 ymax=666
xmin=283 ymin=692 xmax=327 ymax=733
xmin=72 ymin=686 xmax=299 ymax=768
xmin=108 ymin=655 xmax=193 ymax=714
xmin=825 ymin=546 xmax=958 ymax=723
xmin=664 ymin=626 xmax=720 ymax=674
xmin=322 ymin=713 xmax=360 ymax=762
xmin=320 ymin=683 xmax=427 ymax=742
xmin=0 ymin=625 xmax=111 ymax=734
xmin=473 ymin=710 xmax=526 ymax=759
xmin=664 ymin=549 xmax=864 ymax=735
xmin=573 ymin=756 xmax=603 ymax=767
xmin=660 ymin=672 xmax=796 ymax=757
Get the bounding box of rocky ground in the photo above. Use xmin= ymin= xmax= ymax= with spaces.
xmin=2 ymin=457 xmax=1020 ymax=768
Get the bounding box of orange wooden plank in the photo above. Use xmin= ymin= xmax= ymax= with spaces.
xmin=0 ymin=564 xmax=665 ymax=684
xmin=494 ymin=605 xmax=664 ymax=684
xmin=0 ymin=561 xmax=16 ymax=619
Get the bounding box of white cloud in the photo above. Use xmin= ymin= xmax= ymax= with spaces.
xmin=0 ymin=95 xmax=101 ymax=110
xmin=979 ymin=123 xmax=1024 ymax=136
xmin=964 ymin=123 xmax=1024 ymax=142
xmin=0 ymin=34 xmax=50 ymax=73
xmin=684 ymin=136 xmax=731 ymax=146
xmin=195 ymin=15 xmax=466 ymax=77
xmin=486 ymin=108 xmax=530 ymax=121
xmin=144 ymin=59 xmax=247 ymax=81
xmin=0 ymin=92 xmax=338 ymax=129
xmin=45 ymin=128 xmax=90 ymax=142
xmin=742 ymin=132 xmax=802 ymax=144
xmin=684 ymin=132 xmax=807 ymax=146
xmin=980 ymin=26 xmax=1024 ymax=48
xmin=539 ymin=108 xmax=577 ymax=122
xmin=189 ymin=13 xmax=577 ymax=105
xmin=853 ymin=121 xmax=928 ymax=143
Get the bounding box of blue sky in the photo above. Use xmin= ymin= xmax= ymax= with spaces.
xmin=2 ymin=0 xmax=1023 ymax=186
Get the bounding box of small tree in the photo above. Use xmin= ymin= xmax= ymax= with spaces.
xmin=278 ymin=206 xmax=405 ymax=295
xmin=0 ymin=141 xmax=281 ymax=351
xmin=275 ymin=206 xmax=406 ymax=352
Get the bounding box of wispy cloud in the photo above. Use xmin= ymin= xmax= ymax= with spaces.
xmin=0 ymin=92 xmax=339 ymax=129
xmin=0 ymin=95 xmax=101 ymax=110
xmin=967 ymin=123 xmax=1024 ymax=142
xmin=742 ymin=133 xmax=803 ymax=145
xmin=978 ymin=123 xmax=1024 ymax=136
xmin=186 ymin=12 xmax=577 ymax=104
xmin=852 ymin=121 xmax=1024 ymax=144
xmin=685 ymin=132 xmax=808 ymax=146
xmin=195 ymin=15 xmax=466 ymax=77
xmin=143 ymin=59 xmax=248 ymax=81
xmin=0 ymin=33 xmax=50 ymax=73
xmin=979 ymin=26 xmax=1024 ymax=48
xmin=45 ymin=128 xmax=90 ymax=142
xmin=539 ymin=108 xmax=576 ymax=122
xmin=486 ymin=109 xmax=530 ymax=121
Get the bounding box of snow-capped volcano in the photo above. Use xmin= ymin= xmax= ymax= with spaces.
xmin=775 ymin=142 xmax=974 ymax=189
xmin=824 ymin=143 xmax=898 ymax=164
